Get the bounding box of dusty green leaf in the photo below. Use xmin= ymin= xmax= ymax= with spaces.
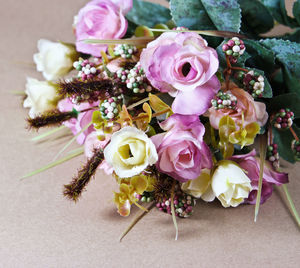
xmin=200 ymin=0 xmax=241 ymax=32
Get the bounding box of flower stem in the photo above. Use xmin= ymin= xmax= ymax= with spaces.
xmin=149 ymin=28 xmax=247 ymax=39
xmin=132 ymin=200 xmax=149 ymax=212
xmin=254 ymin=134 xmax=267 ymax=222
xmin=289 ymin=127 xmax=299 ymax=142
xmin=31 ymin=125 xmax=67 ymax=142
xmin=231 ymin=66 xmax=248 ymax=73
xmin=280 ymin=184 xmax=300 ymax=227
xmin=53 ymin=121 xmax=93 ymax=161
xmin=119 ymin=202 xmax=155 ymax=242
xmin=21 ymin=147 xmax=84 ymax=179
xmin=171 ymin=181 xmax=178 ymax=241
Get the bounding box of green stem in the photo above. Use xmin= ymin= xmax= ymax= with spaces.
xmin=254 ymin=134 xmax=267 ymax=222
xmin=53 ymin=121 xmax=92 ymax=161
xmin=149 ymin=28 xmax=247 ymax=39
xmin=119 ymin=202 xmax=155 ymax=242
xmin=281 ymin=184 xmax=300 ymax=227
xmin=171 ymin=181 xmax=178 ymax=241
xmin=21 ymin=147 xmax=84 ymax=179
xmin=31 ymin=125 xmax=67 ymax=142
xmin=82 ymin=37 xmax=154 ymax=45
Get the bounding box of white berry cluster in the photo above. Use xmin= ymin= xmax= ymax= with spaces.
xmin=73 ymin=59 xmax=99 ymax=81
xmin=114 ymin=44 xmax=137 ymax=59
xmin=99 ymin=97 xmax=120 ymax=120
xmin=116 ymin=62 xmax=152 ymax=94
xmin=211 ymin=90 xmax=237 ymax=110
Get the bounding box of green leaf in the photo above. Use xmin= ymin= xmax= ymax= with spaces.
xmin=261 ymin=0 xmax=298 ymax=28
xmin=260 ymin=39 xmax=300 ymax=93
xmin=243 ymin=39 xmax=275 ymax=72
xmin=170 ymin=0 xmax=215 ymax=30
xmin=273 ymin=125 xmax=300 ymax=163
xmin=238 ymin=0 xmax=274 ymax=34
xmin=293 ymin=0 xmax=300 ymax=25
xmin=200 ymin=0 xmax=241 ymax=32
xmin=126 ymin=0 xmax=171 ymax=27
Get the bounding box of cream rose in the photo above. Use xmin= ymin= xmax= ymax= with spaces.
xmin=104 ymin=126 xmax=158 ymax=178
xmin=181 ymin=169 xmax=215 ymax=202
xmin=33 ymin=39 xmax=77 ymax=81
xmin=23 ymin=77 xmax=58 ymax=118
xmin=211 ymin=161 xmax=252 ymax=207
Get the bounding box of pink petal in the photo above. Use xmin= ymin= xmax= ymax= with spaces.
xmin=172 ymin=75 xmax=220 ymax=115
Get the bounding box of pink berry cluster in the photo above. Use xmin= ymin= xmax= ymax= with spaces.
xmin=155 ymin=193 xmax=196 ymax=218
xmin=211 ymin=90 xmax=237 ymax=110
xmin=237 ymin=70 xmax=265 ymax=98
xmin=291 ymin=140 xmax=300 ymax=161
xmin=222 ymin=37 xmax=245 ymax=64
xmin=273 ymin=109 xmax=294 ymax=130
xmin=73 ymin=59 xmax=100 ymax=81
xmin=267 ymin=143 xmax=279 ymax=168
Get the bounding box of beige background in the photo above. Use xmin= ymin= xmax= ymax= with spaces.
xmin=0 ymin=0 xmax=299 ymax=267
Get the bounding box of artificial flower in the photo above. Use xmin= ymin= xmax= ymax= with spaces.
xmin=140 ymin=32 xmax=220 ymax=115
xmin=75 ymin=0 xmax=132 ymax=57
xmin=114 ymin=175 xmax=149 ymax=216
xmin=211 ymin=161 xmax=252 ymax=207
xmin=58 ymin=98 xmax=99 ymax=145
xmin=218 ymin=115 xmax=260 ymax=158
xmin=230 ymin=150 xmax=289 ymax=204
xmin=104 ymin=126 xmax=158 ymax=178
xmin=33 ymin=39 xmax=78 ymax=81
xmin=181 ymin=169 xmax=215 ymax=201
xmin=151 ymin=114 xmax=213 ymax=183
xmin=208 ymin=84 xmax=268 ymax=129
xmin=23 ymin=77 xmax=58 ymax=118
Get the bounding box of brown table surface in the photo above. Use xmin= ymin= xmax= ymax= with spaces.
xmin=0 ymin=0 xmax=299 ymax=267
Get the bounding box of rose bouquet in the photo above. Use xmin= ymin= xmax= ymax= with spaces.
xmin=22 ymin=0 xmax=300 ymax=240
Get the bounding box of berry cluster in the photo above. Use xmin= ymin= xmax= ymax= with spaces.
xmin=273 ymin=109 xmax=294 ymax=130
xmin=211 ymin=90 xmax=237 ymax=110
xmin=222 ymin=37 xmax=245 ymax=64
xmin=114 ymin=44 xmax=137 ymax=59
xmin=115 ymin=62 xmax=152 ymax=94
xmin=136 ymin=192 xmax=154 ymax=203
xmin=237 ymin=70 xmax=265 ymax=98
xmin=291 ymin=140 xmax=300 ymax=161
xmin=73 ymin=59 xmax=100 ymax=81
xmin=155 ymin=193 xmax=196 ymax=218
xmin=267 ymin=144 xmax=279 ymax=168
xmin=99 ymin=97 xmax=120 ymax=120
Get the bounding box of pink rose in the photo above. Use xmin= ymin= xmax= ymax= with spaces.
xmin=151 ymin=114 xmax=213 ymax=182
xmin=84 ymin=131 xmax=113 ymax=175
xmin=230 ymin=150 xmax=288 ymax=204
xmin=208 ymin=84 xmax=268 ymax=129
xmin=58 ymin=98 xmax=99 ymax=145
xmin=75 ymin=0 xmax=132 ymax=57
xmin=140 ymin=32 xmax=220 ymax=115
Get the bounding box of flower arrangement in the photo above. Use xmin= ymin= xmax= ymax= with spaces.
xmin=22 ymin=0 xmax=300 ymax=240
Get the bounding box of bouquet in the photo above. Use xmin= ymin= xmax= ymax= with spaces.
xmin=22 ymin=0 xmax=300 ymax=240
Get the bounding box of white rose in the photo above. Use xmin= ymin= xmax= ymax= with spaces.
xmin=181 ymin=169 xmax=215 ymax=202
xmin=33 ymin=39 xmax=77 ymax=81
xmin=104 ymin=126 xmax=158 ymax=178
xmin=23 ymin=77 xmax=58 ymax=118
xmin=211 ymin=161 xmax=252 ymax=208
